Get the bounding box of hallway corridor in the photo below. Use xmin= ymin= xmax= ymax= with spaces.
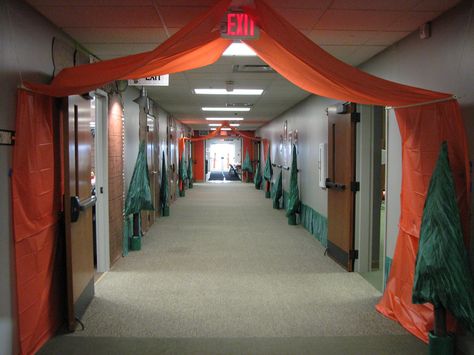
xmin=39 ymin=183 xmax=426 ymax=354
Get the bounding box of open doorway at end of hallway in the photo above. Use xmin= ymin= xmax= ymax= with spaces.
xmin=206 ymin=137 xmax=242 ymax=182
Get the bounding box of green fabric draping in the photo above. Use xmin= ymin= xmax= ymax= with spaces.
xmin=300 ymin=203 xmax=328 ymax=248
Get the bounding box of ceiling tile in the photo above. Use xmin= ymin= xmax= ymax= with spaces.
xmin=307 ymin=30 xmax=375 ymax=45
xmin=27 ymin=0 xmax=152 ymax=5
xmin=266 ymin=0 xmax=333 ymax=9
xmin=157 ymin=6 xmax=209 ymax=28
xmin=365 ymin=31 xmax=410 ymax=45
xmin=388 ymin=11 xmax=439 ymax=31
xmin=315 ymin=10 xmax=403 ymax=31
xmin=154 ymin=0 xmax=216 ymax=5
xmin=414 ymin=0 xmax=461 ymax=12
xmin=274 ymin=8 xmax=324 ymax=30
xmin=64 ymin=27 xmax=178 ymax=43
xmin=330 ymin=0 xmax=420 ymax=11
xmin=83 ymin=43 xmax=156 ymax=57
xmin=35 ymin=6 xmax=161 ymax=27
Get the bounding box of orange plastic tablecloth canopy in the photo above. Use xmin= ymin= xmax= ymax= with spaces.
xmin=18 ymin=0 xmax=470 ymax=350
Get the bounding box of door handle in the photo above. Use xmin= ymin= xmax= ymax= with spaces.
xmin=71 ymin=195 xmax=97 ymax=223
xmin=325 ymin=179 xmax=346 ymax=191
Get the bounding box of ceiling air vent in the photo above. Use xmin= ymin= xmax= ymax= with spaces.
xmin=226 ymin=103 xmax=253 ymax=108
xmin=233 ymin=64 xmax=275 ymax=73
xmin=198 ymin=130 xmax=210 ymax=136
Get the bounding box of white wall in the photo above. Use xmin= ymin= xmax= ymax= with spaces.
xmin=0 ymin=1 xmax=81 ymax=354
xmin=360 ymin=0 xmax=474 ymax=260
xmin=258 ymin=1 xmax=474 ymax=267
xmin=257 ymin=96 xmax=339 ymax=216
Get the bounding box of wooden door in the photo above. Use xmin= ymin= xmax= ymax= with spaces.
xmin=63 ymin=95 xmax=95 ymax=330
xmin=326 ymin=103 xmax=358 ymax=271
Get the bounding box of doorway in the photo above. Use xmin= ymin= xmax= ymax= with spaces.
xmin=355 ymin=105 xmax=387 ymax=292
xmin=92 ymin=91 xmax=110 ymax=276
xmin=206 ymin=137 xmax=242 ymax=181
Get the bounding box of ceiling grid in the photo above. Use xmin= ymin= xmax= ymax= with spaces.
xmin=26 ymin=0 xmax=461 ymax=130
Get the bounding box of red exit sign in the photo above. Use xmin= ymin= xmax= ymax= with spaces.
xmin=221 ymin=12 xmax=260 ymax=39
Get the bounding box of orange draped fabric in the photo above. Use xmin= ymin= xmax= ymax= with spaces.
xmin=12 ymin=90 xmax=64 ymax=355
xmin=24 ymin=0 xmax=232 ymax=97
xmin=243 ymin=0 xmax=451 ymax=107
xmin=376 ymin=100 xmax=470 ymax=342
xmin=20 ymin=0 xmax=471 ymax=345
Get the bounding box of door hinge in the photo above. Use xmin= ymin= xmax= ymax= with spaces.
xmin=349 ymin=249 xmax=359 ymax=260
xmin=351 ymin=112 xmax=360 ymax=123
xmin=351 ymin=181 xmax=360 ymax=192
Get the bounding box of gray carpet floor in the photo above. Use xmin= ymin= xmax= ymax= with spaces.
xmin=39 ymin=183 xmax=426 ymax=354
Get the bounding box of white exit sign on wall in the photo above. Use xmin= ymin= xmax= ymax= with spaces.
xmin=128 ymin=75 xmax=169 ymax=86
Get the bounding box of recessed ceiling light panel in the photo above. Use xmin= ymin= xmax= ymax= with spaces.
xmin=205 ymin=117 xmax=244 ymax=121
xmin=202 ymin=107 xmax=251 ymax=112
xmin=194 ymin=89 xmax=263 ymax=95
xmin=222 ymin=42 xmax=257 ymax=56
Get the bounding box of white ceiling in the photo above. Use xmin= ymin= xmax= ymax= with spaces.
xmin=26 ymin=0 xmax=461 ymax=130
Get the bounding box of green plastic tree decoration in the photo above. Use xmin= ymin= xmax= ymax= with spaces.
xmin=254 ymin=159 xmax=262 ymax=189
xmin=160 ymin=151 xmax=169 ymax=216
xmin=188 ymin=156 xmax=193 ymax=188
xmin=272 ymin=170 xmax=282 ymax=209
xmin=412 ymin=142 xmax=474 ymax=351
xmin=263 ymin=153 xmax=273 ymax=198
xmin=286 ymin=144 xmax=300 ymax=225
xmin=242 ymin=150 xmax=253 ymax=182
xmin=179 ymin=154 xmax=187 ymax=197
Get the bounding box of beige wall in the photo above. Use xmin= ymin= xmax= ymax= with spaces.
xmin=257 ymin=0 xmax=474 ymax=266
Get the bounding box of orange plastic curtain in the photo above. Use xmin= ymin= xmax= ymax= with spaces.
xmin=21 ymin=0 xmax=471 ymax=344
xmin=376 ymin=100 xmax=470 ymax=342
xmin=12 ymin=90 xmax=64 ymax=355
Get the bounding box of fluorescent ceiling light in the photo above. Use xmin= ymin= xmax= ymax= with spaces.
xmin=206 ymin=117 xmax=244 ymax=121
xmin=194 ymin=88 xmax=263 ymax=95
xmin=230 ymin=123 xmax=240 ymax=127
xmin=208 ymin=123 xmax=222 ymax=127
xmin=210 ymin=127 xmax=231 ymax=131
xmin=202 ymin=107 xmax=251 ymax=112
xmin=222 ymin=42 xmax=257 ymax=56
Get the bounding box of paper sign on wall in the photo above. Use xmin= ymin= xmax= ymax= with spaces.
xmin=128 ymin=75 xmax=169 ymax=86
